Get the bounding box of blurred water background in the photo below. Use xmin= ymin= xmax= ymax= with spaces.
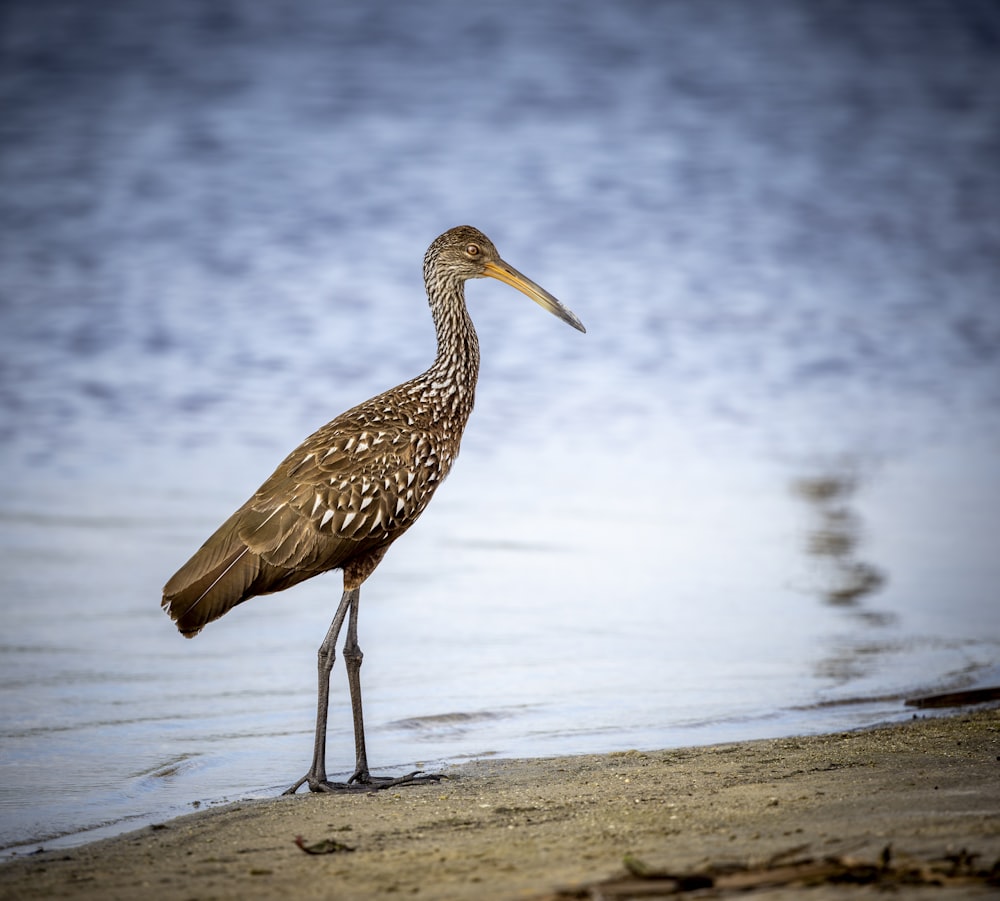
xmin=1 ymin=0 xmax=998 ymax=856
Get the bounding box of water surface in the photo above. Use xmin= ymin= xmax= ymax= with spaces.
xmin=1 ymin=0 xmax=998 ymax=855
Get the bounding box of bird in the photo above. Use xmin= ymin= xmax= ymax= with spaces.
xmin=162 ymin=225 xmax=585 ymax=794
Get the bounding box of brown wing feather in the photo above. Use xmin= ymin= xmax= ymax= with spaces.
xmin=161 ymin=507 xmax=264 ymax=637
xmin=162 ymin=391 xmax=456 ymax=638
xmin=161 ymin=491 xmax=364 ymax=639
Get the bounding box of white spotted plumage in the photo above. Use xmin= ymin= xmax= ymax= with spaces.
xmin=161 ymin=225 xmax=584 ymax=797
xmin=162 ymin=224 xmax=584 ymax=642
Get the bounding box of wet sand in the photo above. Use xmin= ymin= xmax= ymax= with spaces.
xmin=2 ymin=709 xmax=997 ymax=900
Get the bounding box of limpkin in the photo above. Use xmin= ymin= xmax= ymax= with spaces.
xmin=162 ymin=225 xmax=585 ymax=794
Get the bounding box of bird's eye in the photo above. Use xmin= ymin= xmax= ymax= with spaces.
xmin=465 ymin=243 xmax=481 ymax=257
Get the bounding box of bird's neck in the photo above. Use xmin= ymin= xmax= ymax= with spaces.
xmin=419 ymin=284 xmax=480 ymax=422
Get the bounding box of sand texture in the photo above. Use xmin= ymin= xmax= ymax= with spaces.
xmin=2 ymin=709 xmax=997 ymax=899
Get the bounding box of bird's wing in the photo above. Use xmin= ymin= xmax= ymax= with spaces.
xmin=162 ymin=420 xmax=448 ymax=637
xmin=162 ymin=505 xmax=266 ymax=636
xmin=242 ymin=423 xmax=445 ymax=572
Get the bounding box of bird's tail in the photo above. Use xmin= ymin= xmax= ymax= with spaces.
xmin=162 ymin=510 xmax=264 ymax=637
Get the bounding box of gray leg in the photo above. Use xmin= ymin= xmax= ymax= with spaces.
xmin=343 ymin=587 xmax=371 ymax=783
xmin=283 ymin=587 xmax=356 ymax=795
xmin=283 ymin=583 xmax=442 ymax=794
xmin=340 ymin=591 xmax=443 ymax=790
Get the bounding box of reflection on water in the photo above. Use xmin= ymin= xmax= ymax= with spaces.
xmin=794 ymin=466 xmax=921 ymax=687
xmin=789 ymin=455 xmax=999 ymax=697
xmin=2 ymin=0 xmax=999 ymax=858
xmin=794 ymin=468 xmax=888 ymax=611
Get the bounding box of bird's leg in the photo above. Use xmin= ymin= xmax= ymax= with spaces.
xmin=342 ymin=586 xmax=379 ymax=784
xmin=283 ymin=587 xmax=355 ymax=795
xmin=341 ymin=588 xmax=443 ymax=790
xmin=285 ymin=577 xmax=442 ymax=794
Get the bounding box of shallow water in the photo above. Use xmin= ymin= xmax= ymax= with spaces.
xmin=1 ymin=0 xmax=999 ymax=855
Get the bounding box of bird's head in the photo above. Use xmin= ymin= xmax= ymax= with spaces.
xmin=424 ymin=225 xmax=586 ymax=333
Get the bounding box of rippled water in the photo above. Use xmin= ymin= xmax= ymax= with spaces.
xmin=1 ymin=0 xmax=999 ymax=855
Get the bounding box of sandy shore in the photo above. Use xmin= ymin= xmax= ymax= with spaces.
xmin=2 ymin=709 xmax=997 ymax=899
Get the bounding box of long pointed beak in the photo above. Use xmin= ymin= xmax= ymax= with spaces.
xmin=484 ymin=260 xmax=586 ymax=333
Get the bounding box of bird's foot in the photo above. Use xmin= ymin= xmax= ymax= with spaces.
xmin=283 ymin=770 xmax=443 ymax=795
xmin=351 ymin=769 xmax=444 ymax=790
